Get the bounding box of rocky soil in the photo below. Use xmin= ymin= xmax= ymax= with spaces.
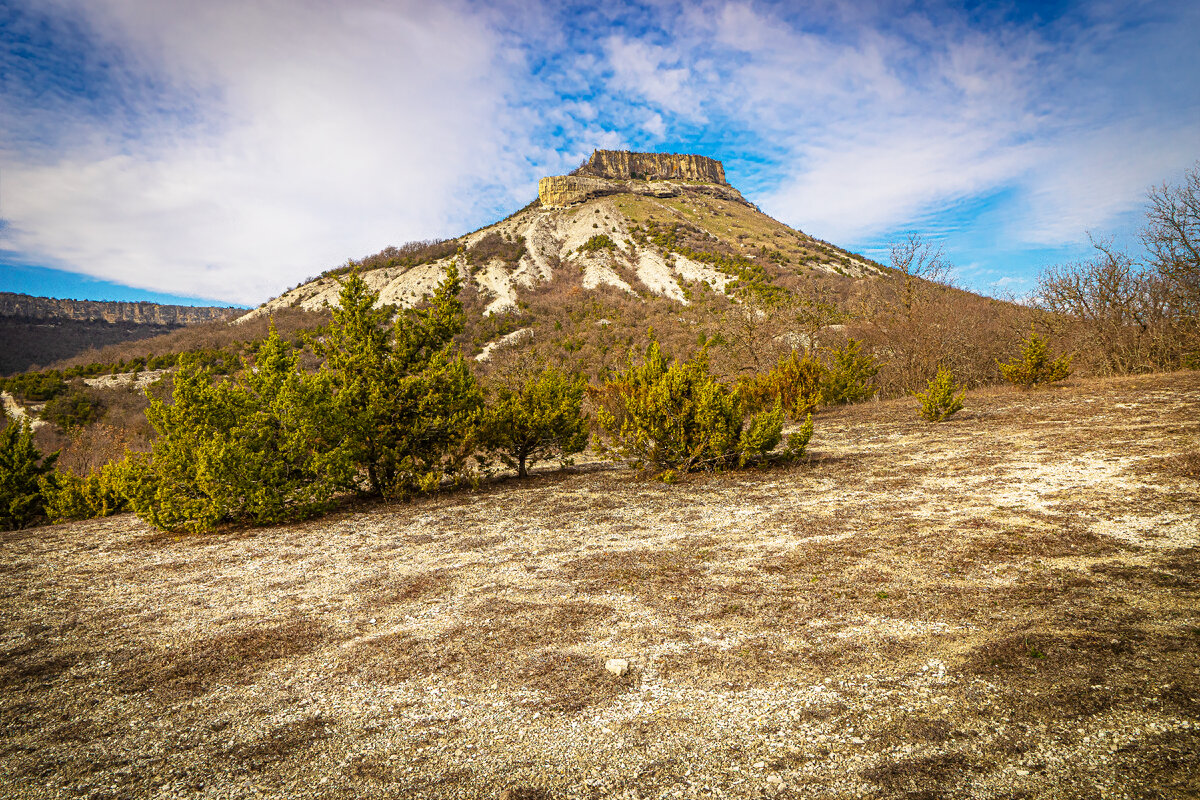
xmin=2 ymin=371 xmax=1198 ymax=799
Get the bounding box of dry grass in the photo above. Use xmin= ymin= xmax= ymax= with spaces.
xmin=1 ymin=371 xmax=1198 ymax=799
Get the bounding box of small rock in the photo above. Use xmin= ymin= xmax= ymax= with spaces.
xmin=606 ymin=658 xmax=630 ymax=677
xmin=766 ymin=774 xmax=784 ymax=785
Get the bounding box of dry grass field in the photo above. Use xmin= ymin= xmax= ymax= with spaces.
xmin=2 ymin=371 xmax=1198 ymax=799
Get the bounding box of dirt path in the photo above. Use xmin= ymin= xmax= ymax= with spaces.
xmin=2 ymin=372 xmax=1198 ymax=799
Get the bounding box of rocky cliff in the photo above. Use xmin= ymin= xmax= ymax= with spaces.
xmin=539 ymin=151 xmax=742 ymax=209
xmin=537 ymin=174 xmax=747 ymax=208
xmin=0 ymin=292 xmax=239 ymax=326
xmin=575 ymin=150 xmax=727 ymax=183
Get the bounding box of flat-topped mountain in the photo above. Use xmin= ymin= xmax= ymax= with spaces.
xmin=242 ymin=150 xmax=882 ymax=326
xmin=538 ymin=151 xmax=744 ymax=208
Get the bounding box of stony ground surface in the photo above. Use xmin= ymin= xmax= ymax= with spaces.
xmin=2 ymin=372 xmax=1198 ymax=800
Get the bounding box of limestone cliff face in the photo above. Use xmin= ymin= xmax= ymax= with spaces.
xmin=537 ymin=175 xmax=746 ymax=208
xmin=577 ymin=150 xmax=727 ymax=184
xmin=538 ymin=151 xmax=743 ymax=208
xmin=0 ymin=292 xmax=238 ymax=326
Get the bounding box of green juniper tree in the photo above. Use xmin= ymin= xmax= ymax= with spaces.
xmin=128 ymin=325 xmax=345 ymax=533
xmin=0 ymin=413 xmax=57 ymax=530
xmin=596 ymin=341 xmax=793 ymax=476
xmin=319 ymin=266 xmax=482 ymax=498
xmin=820 ymin=339 xmax=880 ymax=405
xmin=915 ymin=365 xmax=965 ymax=422
xmin=483 ymin=366 xmax=588 ymax=478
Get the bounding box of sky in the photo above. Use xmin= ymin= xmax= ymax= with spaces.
xmin=1 ymin=0 xmax=1198 ymax=307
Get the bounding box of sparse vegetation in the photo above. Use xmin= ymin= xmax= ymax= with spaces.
xmin=576 ymin=234 xmax=617 ymax=253
xmin=915 ymin=365 xmax=965 ymax=422
xmin=999 ymin=326 xmax=1073 ymax=387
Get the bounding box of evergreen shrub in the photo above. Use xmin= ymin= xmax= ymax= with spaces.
xmin=915 ymin=366 xmax=965 ymax=422
xmin=596 ymin=342 xmax=794 ymax=475
xmin=740 ymin=351 xmax=824 ymax=420
xmin=999 ymin=327 xmax=1072 ymax=388
xmin=0 ymin=414 xmax=57 ymax=530
xmin=820 ymin=339 xmax=879 ymax=405
xmin=483 ymin=367 xmax=588 ymax=478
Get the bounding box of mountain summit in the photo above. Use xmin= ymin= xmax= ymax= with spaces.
xmin=239 ymin=150 xmax=883 ymax=327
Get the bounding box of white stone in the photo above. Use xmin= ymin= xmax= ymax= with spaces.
xmin=605 ymin=658 xmax=630 ymax=676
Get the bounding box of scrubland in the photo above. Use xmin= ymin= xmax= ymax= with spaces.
xmin=2 ymin=371 xmax=1197 ymax=799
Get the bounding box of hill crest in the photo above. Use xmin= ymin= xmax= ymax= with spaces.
xmin=239 ymin=152 xmax=883 ymax=324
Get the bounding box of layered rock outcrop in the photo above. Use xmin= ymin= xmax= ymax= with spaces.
xmin=0 ymin=292 xmax=239 ymax=326
xmin=538 ymin=151 xmax=742 ymax=208
xmin=575 ymin=150 xmax=727 ymax=183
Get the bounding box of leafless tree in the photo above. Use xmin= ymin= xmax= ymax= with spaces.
xmin=889 ymin=233 xmax=954 ymax=321
xmin=1143 ymin=163 xmax=1200 ymax=348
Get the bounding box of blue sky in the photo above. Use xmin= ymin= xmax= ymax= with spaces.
xmin=1 ymin=0 xmax=1198 ymax=306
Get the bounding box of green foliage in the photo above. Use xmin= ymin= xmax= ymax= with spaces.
xmin=483 ymin=367 xmax=589 ymax=477
xmin=596 ymin=342 xmax=785 ymax=474
xmin=130 ymin=326 xmax=347 ymax=533
xmin=40 ymin=457 xmax=135 ymax=522
xmin=1 ymin=371 xmax=67 ymax=402
xmin=820 ymin=339 xmax=879 ymax=405
xmin=998 ymin=327 xmax=1072 ymax=388
xmin=787 ymin=413 xmax=815 ymax=458
xmin=577 ymin=234 xmax=617 ymax=253
xmin=740 ymin=351 xmax=824 ymax=420
xmin=41 ymin=385 xmax=105 ymax=430
xmin=915 ymin=366 xmax=965 ymax=422
xmin=0 ymin=413 xmax=57 ymax=530
xmin=319 ymin=268 xmax=482 ymax=499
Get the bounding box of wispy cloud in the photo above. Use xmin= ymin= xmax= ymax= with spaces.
xmin=1 ymin=0 xmax=1197 ymax=303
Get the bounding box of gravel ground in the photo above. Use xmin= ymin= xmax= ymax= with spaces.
xmin=2 ymin=371 xmax=1198 ymax=799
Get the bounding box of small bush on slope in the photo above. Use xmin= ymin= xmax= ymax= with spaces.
xmin=915 ymin=366 xmax=965 ymax=422
xmin=739 ymin=351 xmax=824 ymax=421
xmin=821 ymin=339 xmax=880 ymax=405
xmin=999 ymin=327 xmax=1073 ymax=388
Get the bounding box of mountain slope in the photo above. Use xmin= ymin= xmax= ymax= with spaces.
xmin=238 ymin=151 xmax=885 ymax=326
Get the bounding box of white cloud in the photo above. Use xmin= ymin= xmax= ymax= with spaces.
xmin=2 ymin=0 xmax=1197 ymax=302
xmin=2 ymin=0 xmax=531 ymax=304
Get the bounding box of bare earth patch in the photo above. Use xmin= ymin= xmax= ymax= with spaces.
xmin=2 ymin=372 xmax=1198 ymax=799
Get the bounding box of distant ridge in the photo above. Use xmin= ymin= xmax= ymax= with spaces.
xmin=0 ymin=293 xmax=241 ymax=375
xmin=0 ymin=292 xmax=238 ymax=326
